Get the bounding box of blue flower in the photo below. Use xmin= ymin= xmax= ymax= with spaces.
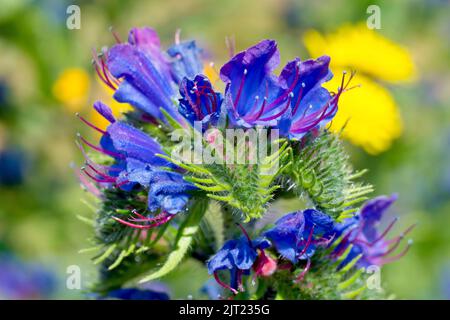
xmin=167 ymin=39 xmax=203 ymax=84
xmin=178 ymin=75 xmax=223 ymax=129
xmin=264 ymin=209 xmax=335 ymax=263
xmin=0 ymin=146 xmax=28 ymax=186
xmin=220 ymin=39 xmax=339 ymax=133
xmin=78 ymin=102 xmax=196 ymax=221
xmin=0 ymin=253 xmax=56 ymax=299
xmin=220 ymin=40 xmax=287 ymax=127
xmin=103 ymin=27 xmax=183 ymax=122
xmin=207 ymin=232 xmax=272 ymax=294
xmin=331 ymin=195 xmax=415 ymax=269
xmin=127 ymin=167 xmax=196 ymax=214
xmin=277 ymin=56 xmax=340 ymax=139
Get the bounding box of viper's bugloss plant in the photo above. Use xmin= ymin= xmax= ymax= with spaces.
xmin=76 ymin=27 xmax=414 ymax=300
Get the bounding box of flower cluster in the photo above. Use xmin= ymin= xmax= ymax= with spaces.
xmin=76 ymin=26 xmax=413 ymax=300
xmin=78 ymin=27 xmax=344 ymax=226
xmin=207 ymin=195 xmax=413 ymax=294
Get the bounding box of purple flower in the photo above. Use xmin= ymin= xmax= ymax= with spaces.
xmin=220 ymin=40 xmax=287 ymax=127
xmin=220 ymin=39 xmax=340 ymax=134
xmin=331 ymin=195 xmax=415 ymax=269
xmin=0 ymin=254 xmax=56 ymax=299
xmin=264 ymin=209 xmax=335 ymax=263
xmin=98 ymin=27 xmax=183 ymax=122
xmin=277 ymin=56 xmax=341 ymax=139
xmin=77 ymin=102 xmax=195 ymax=220
xmin=178 ymin=75 xmax=223 ymax=129
xmin=167 ymin=37 xmax=203 ymax=84
xmin=207 ymin=226 xmax=274 ymax=294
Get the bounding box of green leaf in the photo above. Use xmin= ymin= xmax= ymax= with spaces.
xmin=288 ymin=130 xmax=373 ymax=219
xmin=138 ymin=198 xmax=209 ymax=283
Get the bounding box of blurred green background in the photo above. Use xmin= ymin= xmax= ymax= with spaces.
xmin=0 ymin=0 xmax=449 ymax=299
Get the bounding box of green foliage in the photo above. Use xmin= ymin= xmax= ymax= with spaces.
xmin=287 ymin=131 xmax=373 ymax=220
xmin=138 ymin=197 xmax=208 ymax=283
xmin=268 ymin=244 xmax=383 ymax=300
xmin=84 ymin=128 xmax=386 ymax=299
xmin=160 ymin=136 xmax=291 ymax=222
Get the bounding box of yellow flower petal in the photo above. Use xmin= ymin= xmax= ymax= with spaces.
xmin=203 ymin=61 xmax=220 ymax=86
xmin=326 ymin=70 xmax=403 ymax=155
xmin=53 ymin=68 xmax=90 ymax=112
xmin=303 ymin=23 xmax=416 ymax=83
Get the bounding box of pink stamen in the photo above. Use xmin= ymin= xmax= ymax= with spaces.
xmin=101 ymin=59 xmax=117 ymax=90
xmin=175 ymin=29 xmax=181 ymax=45
xmin=113 ymin=213 xmax=175 ymax=229
xmin=291 ymin=84 xmax=305 ymax=116
xmin=110 ymin=27 xmax=122 ymax=43
xmin=81 ymin=167 xmax=115 ymax=184
xmin=379 ymin=240 xmax=413 ymax=265
xmin=214 ymin=272 xmax=238 ymax=295
xmin=129 ymin=210 xmax=168 ymax=223
xmin=236 ymin=269 xmax=244 ymax=292
xmin=357 ymin=222 xmax=416 ymax=248
xmin=77 ymin=134 xmax=124 ymax=159
xmin=257 ymin=94 xmax=292 ymax=122
xmin=297 ymin=225 xmax=315 ymax=259
xmin=371 ymin=217 xmax=399 ymax=244
xmin=225 ymin=36 xmax=236 ymax=59
xmin=295 ymin=258 xmax=311 ymax=283
xmin=76 ymin=113 xmax=107 ymax=134
xmin=183 ymin=86 xmax=203 ymax=119
xmin=74 ymin=167 xmax=102 ymax=198
xmin=233 ymin=69 xmax=247 ymax=109
xmin=236 ymin=223 xmax=252 ymax=246
xmin=85 ymin=163 xmax=112 ymax=180
xmin=247 ymin=80 xmax=269 ymax=121
xmin=115 ymin=179 xmax=131 ymax=188
xmin=92 ymin=50 xmax=116 ymax=91
xmin=263 ymin=63 xmax=300 ymax=111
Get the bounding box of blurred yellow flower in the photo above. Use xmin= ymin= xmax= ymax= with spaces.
xmin=303 ymin=23 xmax=416 ymax=154
xmin=52 ymin=68 xmax=90 ymax=112
xmin=203 ymin=61 xmax=221 ymax=87
xmin=303 ymin=23 xmax=416 ymax=83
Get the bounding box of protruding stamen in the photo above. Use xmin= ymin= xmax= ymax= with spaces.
xmin=76 ymin=113 xmax=106 ymax=134
xmin=74 ymin=167 xmax=102 ymax=198
xmin=109 ymin=26 xmax=122 ymax=43
xmin=379 ymin=239 xmax=413 ymax=265
xmin=236 ymin=223 xmax=252 ymax=246
xmin=129 ymin=210 xmax=168 ymax=223
xmin=76 ymin=141 xmax=122 ymax=173
xmin=297 ymin=225 xmax=315 ymax=258
xmin=264 ymin=63 xmax=300 ymax=112
xmin=85 ymin=163 xmax=112 ymax=180
xmin=370 ymin=217 xmax=399 ymax=245
xmin=175 ymin=28 xmax=181 ymax=44
xmin=295 ymin=258 xmax=311 ymax=283
xmin=258 ymin=92 xmax=292 ymax=122
xmin=225 ymin=36 xmax=236 ymax=58
xmin=77 ymin=133 xmax=124 ymax=159
xmin=233 ymin=69 xmax=247 ymax=108
xmin=81 ymin=167 xmax=115 ymax=184
xmin=214 ymin=272 xmax=238 ymax=295
xmin=113 ymin=212 xmax=174 ymax=229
